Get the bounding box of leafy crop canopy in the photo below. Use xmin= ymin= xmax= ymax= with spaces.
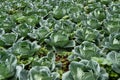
xmin=0 ymin=0 xmax=120 ymax=80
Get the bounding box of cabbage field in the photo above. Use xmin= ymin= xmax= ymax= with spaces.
xmin=0 ymin=0 xmax=120 ymax=80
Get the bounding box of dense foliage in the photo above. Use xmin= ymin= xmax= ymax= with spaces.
xmin=0 ymin=0 xmax=120 ymax=80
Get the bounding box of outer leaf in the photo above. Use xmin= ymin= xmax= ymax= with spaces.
xmin=32 ymin=52 xmax=55 ymax=71
xmin=62 ymin=71 xmax=74 ymax=80
xmin=28 ymin=27 xmax=50 ymax=40
xmin=73 ymin=41 xmax=101 ymax=59
xmin=69 ymin=61 xmax=96 ymax=80
xmin=68 ymin=60 xmax=108 ymax=80
xmin=1 ymin=33 xmax=18 ymax=46
xmin=10 ymin=40 xmax=40 ymax=57
xmin=16 ymin=65 xmax=29 ymax=80
xmin=13 ymin=23 xmax=32 ymax=37
xmin=45 ymin=32 xmax=69 ymax=47
xmin=0 ymin=50 xmax=17 ymax=79
xmin=0 ymin=28 xmax=5 ymax=36
xmin=51 ymin=72 xmax=60 ymax=80
xmin=29 ymin=66 xmax=52 ymax=80
xmin=107 ymin=51 xmax=120 ymax=74
xmin=103 ymin=33 xmax=120 ymax=50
